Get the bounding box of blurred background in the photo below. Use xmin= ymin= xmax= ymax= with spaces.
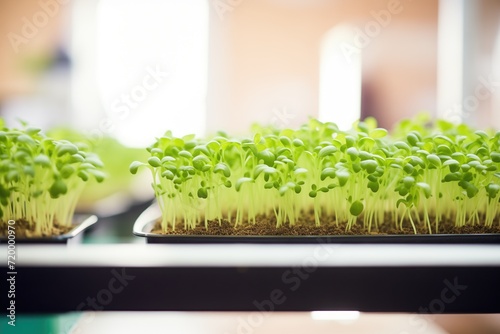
xmin=1 ymin=0 xmax=500 ymax=143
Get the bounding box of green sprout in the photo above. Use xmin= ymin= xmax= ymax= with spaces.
xmin=0 ymin=120 xmax=106 ymax=235
xmin=130 ymin=115 xmax=500 ymax=234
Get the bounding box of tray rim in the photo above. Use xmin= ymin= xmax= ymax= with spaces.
xmin=132 ymin=204 xmax=500 ymax=243
xmin=0 ymin=214 xmax=98 ymax=244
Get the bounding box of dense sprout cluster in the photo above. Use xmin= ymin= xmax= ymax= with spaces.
xmin=0 ymin=120 xmax=106 ymax=234
xmin=130 ymin=115 xmax=500 ymax=233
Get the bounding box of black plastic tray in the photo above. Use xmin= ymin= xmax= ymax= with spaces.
xmin=133 ymin=205 xmax=500 ymax=244
xmin=0 ymin=215 xmax=98 ymax=245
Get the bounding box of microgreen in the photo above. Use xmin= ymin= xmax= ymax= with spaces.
xmin=131 ymin=115 xmax=500 ymax=234
xmin=0 ymin=121 xmax=105 ymax=234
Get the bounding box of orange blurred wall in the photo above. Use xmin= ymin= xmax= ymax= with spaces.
xmin=206 ymin=0 xmax=439 ymax=133
xmin=0 ymin=0 xmax=65 ymax=102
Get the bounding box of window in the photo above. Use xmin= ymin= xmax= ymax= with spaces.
xmin=319 ymin=25 xmax=362 ymax=130
xmin=71 ymin=0 xmax=209 ymax=147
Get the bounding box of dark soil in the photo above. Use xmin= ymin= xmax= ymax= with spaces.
xmin=152 ymin=212 xmax=500 ymax=236
xmin=0 ymin=219 xmax=73 ymax=238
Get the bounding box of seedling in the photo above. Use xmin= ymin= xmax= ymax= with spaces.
xmin=130 ymin=115 xmax=500 ymax=234
xmin=0 ymin=120 xmax=105 ymax=235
